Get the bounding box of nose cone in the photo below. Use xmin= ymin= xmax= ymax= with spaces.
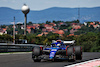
xmin=22 ymin=4 xmax=30 ymax=14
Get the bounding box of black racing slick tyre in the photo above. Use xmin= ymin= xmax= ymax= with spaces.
xmin=34 ymin=59 xmax=41 ymax=62
xmin=33 ymin=47 xmax=41 ymax=56
xmin=67 ymin=47 xmax=74 ymax=56
xmin=67 ymin=47 xmax=76 ymax=62
xmin=32 ymin=47 xmax=41 ymax=62
xmin=74 ymin=46 xmax=82 ymax=60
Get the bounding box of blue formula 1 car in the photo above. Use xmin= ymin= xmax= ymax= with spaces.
xmin=32 ymin=40 xmax=82 ymax=62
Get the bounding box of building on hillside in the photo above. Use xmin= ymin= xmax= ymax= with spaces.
xmin=27 ymin=28 xmax=31 ymax=33
xmin=15 ymin=31 xmax=18 ymax=34
xmin=58 ymin=30 xmax=64 ymax=36
xmin=63 ymin=29 xmax=68 ymax=32
xmin=0 ymin=28 xmax=7 ymax=35
xmin=58 ymin=22 xmax=67 ymax=26
xmin=71 ymin=23 xmax=78 ymax=25
xmin=72 ymin=24 xmax=81 ymax=29
xmin=67 ymin=34 xmax=74 ymax=37
xmin=70 ymin=29 xmax=78 ymax=34
xmin=53 ymin=29 xmax=64 ymax=36
xmin=42 ymin=28 xmax=46 ymax=32
xmin=90 ymin=22 xmax=95 ymax=25
xmin=59 ymin=22 xmax=64 ymax=25
xmin=99 ymin=22 xmax=100 ymax=25
xmin=21 ymin=25 xmax=24 ymax=29
xmin=26 ymin=25 xmax=36 ymax=33
xmin=37 ymin=33 xmax=43 ymax=37
xmin=27 ymin=25 xmax=35 ymax=29
xmin=17 ymin=22 xmax=23 ymax=29
xmin=84 ymin=22 xmax=87 ymax=26
xmin=88 ymin=22 xmax=100 ymax=28
xmin=52 ymin=29 xmax=59 ymax=34
xmin=49 ymin=23 xmax=56 ymax=26
xmin=37 ymin=32 xmax=48 ymax=37
xmin=93 ymin=24 xmax=99 ymax=29
xmin=33 ymin=24 xmax=40 ymax=29
xmin=44 ymin=24 xmax=49 ymax=27
xmin=74 ymin=26 xmax=81 ymax=29
xmin=45 ymin=25 xmax=53 ymax=29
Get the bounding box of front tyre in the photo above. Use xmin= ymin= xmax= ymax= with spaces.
xmin=67 ymin=47 xmax=76 ymax=62
xmin=32 ymin=47 xmax=42 ymax=62
xmin=34 ymin=59 xmax=41 ymax=62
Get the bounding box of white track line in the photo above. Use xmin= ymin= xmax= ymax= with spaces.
xmin=65 ymin=58 xmax=100 ymax=67
xmin=0 ymin=52 xmax=32 ymax=55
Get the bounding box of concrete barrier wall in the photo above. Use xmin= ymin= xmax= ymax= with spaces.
xmin=0 ymin=43 xmax=43 ymax=52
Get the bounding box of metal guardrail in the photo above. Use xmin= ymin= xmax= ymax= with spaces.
xmin=0 ymin=43 xmax=43 ymax=52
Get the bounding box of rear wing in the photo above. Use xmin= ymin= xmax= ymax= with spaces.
xmin=63 ymin=40 xmax=75 ymax=44
xmin=52 ymin=40 xmax=75 ymax=44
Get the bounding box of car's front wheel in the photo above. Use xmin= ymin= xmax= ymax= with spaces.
xmin=34 ymin=58 xmax=41 ymax=62
xmin=67 ymin=47 xmax=76 ymax=62
xmin=32 ymin=47 xmax=41 ymax=62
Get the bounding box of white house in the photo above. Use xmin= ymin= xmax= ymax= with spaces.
xmin=84 ymin=22 xmax=87 ymax=26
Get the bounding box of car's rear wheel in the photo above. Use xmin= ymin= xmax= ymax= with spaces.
xmin=74 ymin=46 xmax=82 ymax=60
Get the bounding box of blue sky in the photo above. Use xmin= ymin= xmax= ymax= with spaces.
xmin=0 ymin=0 xmax=100 ymax=10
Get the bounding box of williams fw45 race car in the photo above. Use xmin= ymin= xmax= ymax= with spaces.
xmin=32 ymin=40 xmax=82 ymax=62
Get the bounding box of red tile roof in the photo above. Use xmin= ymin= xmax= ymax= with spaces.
xmin=90 ymin=22 xmax=95 ymax=25
xmin=50 ymin=23 xmax=56 ymax=26
xmin=58 ymin=30 xmax=64 ymax=34
xmin=42 ymin=28 xmax=46 ymax=32
xmin=37 ymin=32 xmax=48 ymax=37
xmin=59 ymin=22 xmax=64 ymax=25
xmin=75 ymin=26 xmax=81 ymax=29
xmin=43 ymin=32 xmax=48 ymax=35
xmin=70 ymin=29 xmax=78 ymax=34
xmin=44 ymin=24 xmax=49 ymax=27
xmin=67 ymin=34 xmax=74 ymax=37
xmin=2 ymin=28 xmax=6 ymax=31
xmin=27 ymin=28 xmax=31 ymax=33
xmin=93 ymin=24 xmax=99 ymax=28
xmin=27 ymin=25 xmax=35 ymax=29
xmin=37 ymin=34 xmax=43 ymax=37
xmin=53 ymin=30 xmax=64 ymax=35
xmin=72 ymin=23 xmax=77 ymax=25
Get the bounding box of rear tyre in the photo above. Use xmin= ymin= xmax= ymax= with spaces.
xmin=74 ymin=46 xmax=82 ymax=60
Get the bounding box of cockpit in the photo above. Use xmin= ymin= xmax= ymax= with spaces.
xmin=51 ymin=40 xmax=63 ymax=47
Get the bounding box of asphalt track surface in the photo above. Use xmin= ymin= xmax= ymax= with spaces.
xmin=0 ymin=52 xmax=100 ymax=67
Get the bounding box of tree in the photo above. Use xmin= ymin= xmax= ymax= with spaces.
xmin=0 ymin=34 xmax=13 ymax=42
xmin=76 ymin=19 xmax=80 ymax=23
xmin=0 ymin=25 xmax=6 ymax=28
xmin=43 ymin=38 xmax=48 ymax=45
xmin=46 ymin=21 xmax=51 ymax=24
xmin=27 ymin=22 xmax=33 ymax=25
xmin=59 ymin=25 xmax=68 ymax=30
xmin=7 ymin=28 xmax=13 ymax=35
xmin=75 ymin=32 xmax=99 ymax=52
xmin=18 ymin=29 xmax=24 ymax=34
